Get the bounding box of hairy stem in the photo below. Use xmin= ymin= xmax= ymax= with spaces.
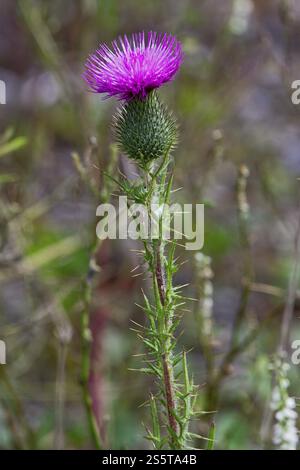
xmin=154 ymin=244 xmax=179 ymax=444
xmin=121 ymin=150 xmax=194 ymax=449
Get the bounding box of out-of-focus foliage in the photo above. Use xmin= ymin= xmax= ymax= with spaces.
xmin=0 ymin=0 xmax=300 ymax=449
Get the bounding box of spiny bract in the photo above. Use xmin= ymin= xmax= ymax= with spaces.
xmin=114 ymin=91 xmax=178 ymax=164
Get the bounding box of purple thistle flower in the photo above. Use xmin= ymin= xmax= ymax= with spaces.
xmin=83 ymin=32 xmax=183 ymax=100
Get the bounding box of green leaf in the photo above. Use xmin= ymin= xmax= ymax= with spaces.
xmin=0 ymin=127 xmax=14 ymax=144
xmin=0 ymin=173 xmax=18 ymax=183
xmin=206 ymin=422 xmax=216 ymax=450
xmin=150 ymin=395 xmax=161 ymax=443
xmin=0 ymin=136 xmax=27 ymax=158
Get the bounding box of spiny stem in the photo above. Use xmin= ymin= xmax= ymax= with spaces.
xmin=155 ymin=245 xmax=166 ymax=307
xmin=162 ymin=353 xmax=179 ymax=439
xmin=146 ymin=154 xmax=184 ymax=448
xmin=118 ymin=146 xmax=194 ymax=448
xmin=154 ymin=242 xmax=179 ymax=443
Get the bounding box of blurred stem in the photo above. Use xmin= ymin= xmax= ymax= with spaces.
xmin=231 ymin=164 xmax=253 ymax=344
xmin=80 ymin=254 xmax=103 ymax=450
xmin=54 ymin=341 xmax=68 ymax=449
xmin=205 ymin=164 xmax=254 ymax=414
xmin=74 ymin=186 xmax=103 ymax=448
xmin=278 ymin=206 xmax=300 ymax=353
xmin=18 ymin=0 xmax=88 ymax=136
xmin=194 ymin=255 xmax=215 ymax=390
xmin=0 ymin=368 xmax=35 ymax=449
xmin=18 ymin=0 xmax=72 ymax=101
xmin=54 ymin=321 xmax=72 ymax=450
xmin=205 ymin=303 xmax=281 ymax=414
xmin=75 ymin=141 xmax=117 ymax=449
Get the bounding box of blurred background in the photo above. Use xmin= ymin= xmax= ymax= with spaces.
xmin=0 ymin=0 xmax=300 ymax=450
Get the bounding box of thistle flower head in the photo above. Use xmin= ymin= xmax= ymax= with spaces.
xmin=83 ymin=32 xmax=183 ymax=100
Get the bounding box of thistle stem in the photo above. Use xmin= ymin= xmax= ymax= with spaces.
xmin=115 ymin=110 xmax=192 ymax=448
xmin=154 ymin=243 xmax=179 ymax=444
xmin=145 ymin=154 xmax=182 ymax=449
xmin=155 ymin=246 xmax=166 ymax=307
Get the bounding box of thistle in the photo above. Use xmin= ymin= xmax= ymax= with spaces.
xmin=84 ymin=31 xmax=181 ymax=166
xmin=83 ymin=31 xmax=182 ymax=100
xmin=84 ymin=32 xmax=197 ymax=450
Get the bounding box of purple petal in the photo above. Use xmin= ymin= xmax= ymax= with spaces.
xmin=83 ymin=31 xmax=183 ymax=100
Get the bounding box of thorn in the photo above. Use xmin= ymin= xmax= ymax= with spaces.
xmin=130 ymin=264 xmax=141 ymax=273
